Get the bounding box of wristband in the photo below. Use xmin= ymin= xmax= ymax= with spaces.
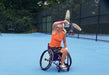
xmin=61 ymin=21 xmax=64 ymax=24
xmin=65 ymin=47 xmax=68 ymax=50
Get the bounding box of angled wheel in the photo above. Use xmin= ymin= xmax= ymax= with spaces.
xmin=40 ymin=50 xmax=53 ymax=70
xmin=64 ymin=54 xmax=72 ymax=70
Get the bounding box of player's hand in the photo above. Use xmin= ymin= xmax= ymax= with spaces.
xmin=64 ymin=20 xmax=70 ymax=25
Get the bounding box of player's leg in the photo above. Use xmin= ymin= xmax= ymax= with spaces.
xmin=59 ymin=48 xmax=69 ymax=69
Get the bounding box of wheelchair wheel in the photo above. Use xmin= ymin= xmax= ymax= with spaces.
xmin=40 ymin=50 xmax=53 ymax=70
xmin=64 ymin=54 xmax=72 ymax=70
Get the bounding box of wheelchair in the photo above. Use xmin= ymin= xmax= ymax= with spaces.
xmin=40 ymin=44 xmax=72 ymax=72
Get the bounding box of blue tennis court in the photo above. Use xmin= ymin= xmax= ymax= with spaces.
xmin=0 ymin=33 xmax=109 ymax=75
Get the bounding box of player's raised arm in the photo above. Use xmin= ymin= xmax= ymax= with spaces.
xmin=52 ymin=20 xmax=70 ymax=34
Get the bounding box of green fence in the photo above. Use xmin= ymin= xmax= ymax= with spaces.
xmin=37 ymin=0 xmax=109 ymax=42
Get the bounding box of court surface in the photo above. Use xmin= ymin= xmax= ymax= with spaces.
xmin=0 ymin=33 xmax=109 ymax=75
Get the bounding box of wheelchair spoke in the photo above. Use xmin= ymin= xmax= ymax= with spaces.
xmin=45 ymin=58 xmax=51 ymax=61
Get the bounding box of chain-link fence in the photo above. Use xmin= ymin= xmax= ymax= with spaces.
xmin=36 ymin=0 xmax=109 ymax=42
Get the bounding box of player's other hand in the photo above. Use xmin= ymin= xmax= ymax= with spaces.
xmin=72 ymin=23 xmax=82 ymax=31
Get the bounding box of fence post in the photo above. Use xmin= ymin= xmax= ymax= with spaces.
xmin=46 ymin=16 xmax=47 ymax=33
xmin=78 ymin=1 xmax=82 ymax=39
xmin=96 ymin=0 xmax=100 ymax=41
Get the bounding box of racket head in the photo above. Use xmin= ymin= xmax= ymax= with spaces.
xmin=65 ymin=9 xmax=70 ymax=22
xmin=64 ymin=9 xmax=70 ymax=28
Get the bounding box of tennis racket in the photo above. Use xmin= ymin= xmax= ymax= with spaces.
xmin=64 ymin=9 xmax=74 ymax=34
xmin=64 ymin=9 xmax=82 ymax=34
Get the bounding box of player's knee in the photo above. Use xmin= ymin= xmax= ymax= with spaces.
xmin=60 ymin=48 xmax=69 ymax=54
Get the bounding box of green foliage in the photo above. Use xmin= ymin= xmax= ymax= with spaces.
xmin=0 ymin=9 xmax=33 ymax=33
xmin=0 ymin=0 xmax=37 ymax=33
xmin=15 ymin=16 xmax=32 ymax=33
xmin=0 ymin=2 xmax=5 ymax=11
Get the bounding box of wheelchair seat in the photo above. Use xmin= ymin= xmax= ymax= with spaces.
xmin=48 ymin=43 xmax=62 ymax=61
xmin=53 ymin=52 xmax=62 ymax=61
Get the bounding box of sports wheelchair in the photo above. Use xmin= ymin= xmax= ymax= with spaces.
xmin=40 ymin=44 xmax=72 ymax=72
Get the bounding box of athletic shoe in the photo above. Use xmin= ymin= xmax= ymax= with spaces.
xmin=60 ymin=64 xmax=67 ymax=70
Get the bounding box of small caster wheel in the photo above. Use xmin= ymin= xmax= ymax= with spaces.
xmin=58 ymin=69 xmax=60 ymax=72
xmin=67 ymin=67 xmax=69 ymax=71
